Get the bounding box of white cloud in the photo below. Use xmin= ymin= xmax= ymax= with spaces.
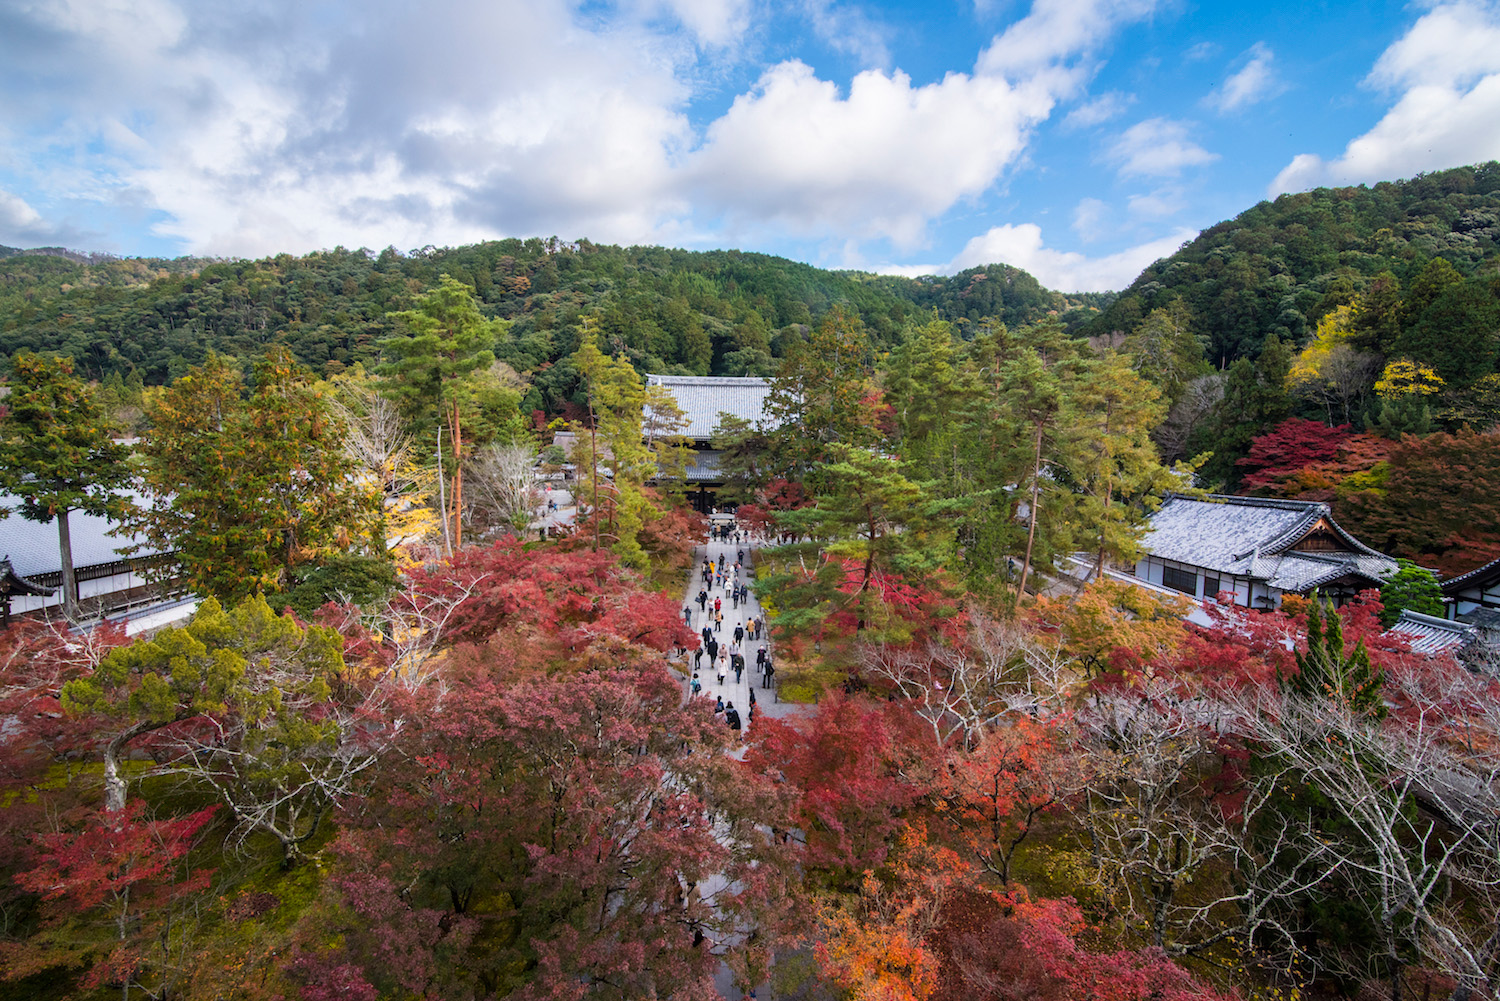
xmin=685 ymin=61 xmax=1057 ymax=248
xmin=1368 ymin=1 xmax=1500 ymax=90
xmin=651 ymin=0 xmax=750 ymax=47
xmin=1272 ymin=2 xmax=1500 ymax=195
xmin=1062 ymin=90 xmax=1134 ymax=130
xmin=803 ymin=0 xmax=892 ymax=68
xmin=1072 ymin=197 xmax=1110 ymax=241
xmin=978 ymin=0 xmax=1160 ymax=78
xmin=0 ymin=188 xmax=97 ymax=248
xmin=1127 ymin=187 xmax=1184 ymax=218
xmin=1205 ymin=42 xmax=1279 ymax=112
xmin=1107 ymin=118 xmax=1218 ymax=177
xmin=0 ymin=0 xmax=1169 ymax=259
xmin=948 ymin=223 xmax=1195 ymax=292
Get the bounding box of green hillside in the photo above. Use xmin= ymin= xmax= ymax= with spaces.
xmin=1086 ymin=162 xmax=1500 ymax=367
xmin=0 ymin=238 xmax=1109 ymax=417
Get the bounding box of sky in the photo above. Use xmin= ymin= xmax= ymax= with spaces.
xmin=2 ymin=0 xmax=1500 ymax=292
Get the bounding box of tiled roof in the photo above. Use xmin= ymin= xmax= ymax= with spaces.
xmin=0 ymin=490 xmax=167 ymax=578
xmin=1143 ymin=494 xmax=1396 ymax=586
xmin=1441 ymin=556 xmax=1500 ymax=594
xmin=1390 ymin=609 xmax=1477 ymax=655
xmin=684 ymin=450 xmax=723 ymax=482
xmin=644 ymin=375 xmax=773 ymax=441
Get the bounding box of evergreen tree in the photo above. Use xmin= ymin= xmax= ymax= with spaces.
xmin=1282 ymin=596 xmax=1385 ymax=718
xmin=1377 ymin=559 xmax=1444 ymax=628
xmin=381 ymin=275 xmax=502 ymax=551
xmin=0 ymin=352 xmax=132 ymax=620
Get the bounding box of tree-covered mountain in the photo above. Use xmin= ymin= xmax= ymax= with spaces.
xmin=0 ymin=238 xmax=1109 ymax=417
xmin=1086 ymin=162 xmax=1500 ymax=367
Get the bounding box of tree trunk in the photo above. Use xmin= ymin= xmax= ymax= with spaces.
xmin=104 ymin=720 xmax=159 ymax=816
xmin=1017 ymin=424 xmax=1044 ymax=598
xmin=58 ymin=509 xmax=80 ymax=621
xmin=451 ymin=405 xmax=464 ymax=551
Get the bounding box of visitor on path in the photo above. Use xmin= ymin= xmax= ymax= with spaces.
xmin=697 ymin=589 xmax=707 ymax=610
xmin=763 ymin=660 xmax=775 ymax=689
xmin=748 ymin=688 xmax=756 ymax=709
xmin=713 ymin=596 xmax=721 ymax=615
xmin=733 ymin=655 xmax=744 ymax=684
xmin=682 ymin=606 xmax=691 ymax=625
xmin=756 ymin=644 xmax=767 ymax=670
xmin=715 ymin=695 xmax=724 ymax=714
xmin=702 ymin=625 xmax=712 ymax=645
xmin=734 ymin=624 xmax=744 ymax=645
xmin=716 ymin=655 xmax=727 ymax=686
xmin=725 ymin=703 xmax=742 ymax=732
xmin=693 ymin=646 xmax=704 ymax=670
xmin=691 ymin=674 xmax=702 ymax=695
xmin=714 ymin=609 xmax=723 ymax=632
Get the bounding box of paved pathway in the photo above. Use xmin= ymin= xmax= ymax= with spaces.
xmin=677 ymin=533 xmax=801 ymax=739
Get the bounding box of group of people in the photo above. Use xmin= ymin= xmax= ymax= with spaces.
xmin=686 ymin=525 xmax=776 ymax=735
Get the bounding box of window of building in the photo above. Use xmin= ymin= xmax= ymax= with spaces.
xmin=1162 ymin=565 xmax=1197 ymax=595
xmin=1203 ymin=577 xmax=1221 ymax=600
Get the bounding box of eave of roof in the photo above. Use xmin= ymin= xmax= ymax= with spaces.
xmin=1441 ymin=556 xmax=1500 ymax=594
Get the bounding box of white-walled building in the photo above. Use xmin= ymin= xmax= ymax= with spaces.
xmin=1135 ymin=494 xmax=1399 ymax=609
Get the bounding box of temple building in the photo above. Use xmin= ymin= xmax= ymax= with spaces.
xmin=1135 ymin=494 xmax=1400 ymax=609
xmin=642 ymin=374 xmax=773 ymax=513
xmin=0 ymin=491 xmax=177 ymax=623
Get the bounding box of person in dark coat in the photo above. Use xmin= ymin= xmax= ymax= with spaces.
xmin=714 ymin=695 xmax=724 ymax=714
xmin=733 ymin=654 xmax=744 ymax=684
xmin=706 ymin=637 xmax=719 ymax=662
xmin=762 ymin=660 xmax=775 ymax=689
xmin=734 ymin=624 xmax=745 ymax=645
xmin=693 ymin=646 xmax=704 ymax=670
xmin=725 ymin=702 xmax=742 ymax=732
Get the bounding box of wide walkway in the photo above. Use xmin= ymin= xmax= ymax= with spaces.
xmin=677 ymin=532 xmax=799 ymax=738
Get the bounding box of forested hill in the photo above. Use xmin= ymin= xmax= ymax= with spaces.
xmin=1084 ymin=161 xmax=1500 ymax=367
xmin=0 ymin=238 xmax=1109 ymax=413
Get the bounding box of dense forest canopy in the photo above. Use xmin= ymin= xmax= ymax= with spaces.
xmin=0 ymin=238 xmax=1110 ymax=418
xmin=1085 ymin=161 xmax=1500 ymax=366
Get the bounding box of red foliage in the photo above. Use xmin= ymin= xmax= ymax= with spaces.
xmin=746 ymin=692 xmax=927 ymax=877
xmin=7 ymin=801 xmax=217 ymax=990
xmin=763 ymin=478 xmax=813 ymax=511
xmin=1237 ymin=419 xmax=1351 ymax=492
xmin=936 ymin=889 xmax=1241 ymax=1001
xmin=1337 ymin=427 xmax=1500 ymax=573
xmin=319 ymin=655 xmax=792 ymax=1000
xmin=402 ymin=538 xmax=697 ymax=665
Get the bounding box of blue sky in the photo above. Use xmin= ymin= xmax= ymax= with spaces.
xmin=2 ymin=0 xmax=1499 ymax=291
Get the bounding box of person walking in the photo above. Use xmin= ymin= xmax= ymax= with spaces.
xmin=713 ymin=596 xmax=722 ymax=616
xmin=734 ymin=623 xmax=744 ymax=645
xmin=682 ymin=606 xmax=692 ymax=626
xmin=733 ymin=654 xmax=744 ymax=684
xmin=714 ymin=609 xmax=723 ymax=632
xmin=763 ymin=658 xmax=775 ymax=689
xmin=706 ymin=636 xmax=718 ymax=662
xmin=691 ymin=674 xmax=702 ymax=696
xmin=693 ymin=645 xmax=704 ymax=671
xmin=716 ymin=653 xmax=727 ymax=687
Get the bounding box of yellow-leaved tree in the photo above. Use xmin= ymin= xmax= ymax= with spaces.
xmin=1288 ymin=305 xmax=1382 ymax=425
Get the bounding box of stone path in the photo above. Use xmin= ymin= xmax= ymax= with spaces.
xmin=676 ymin=533 xmax=802 ymax=738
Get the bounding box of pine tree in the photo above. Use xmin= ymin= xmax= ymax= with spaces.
xmin=381 ymin=275 xmax=501 ymax=551
xmin=0 ymin=352 xmax=132 ymax=620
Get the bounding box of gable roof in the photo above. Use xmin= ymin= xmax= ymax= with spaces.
xmin=643 ymin=375 xmax=773 ymax=442
xmin=0 ymin=491 xmax=167 ymax=579
xmin=1142 ymin=493 xmax=1398 ymax=590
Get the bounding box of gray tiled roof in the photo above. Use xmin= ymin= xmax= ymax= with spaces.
xmin=1143 ymin=494 xmax=1397 ymax=586
xmin=684 ymin=450 xmax=723 ymax=482
xmin=1442 ymin=556 xmax=1500 ymax=593
xmin=1390 ymin=609 xmax=1477 ymax=655
xmin=644 ymin=375 xmax=773 ymax=442
xmin=0 ymin=490 xmax=166 ymax=578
